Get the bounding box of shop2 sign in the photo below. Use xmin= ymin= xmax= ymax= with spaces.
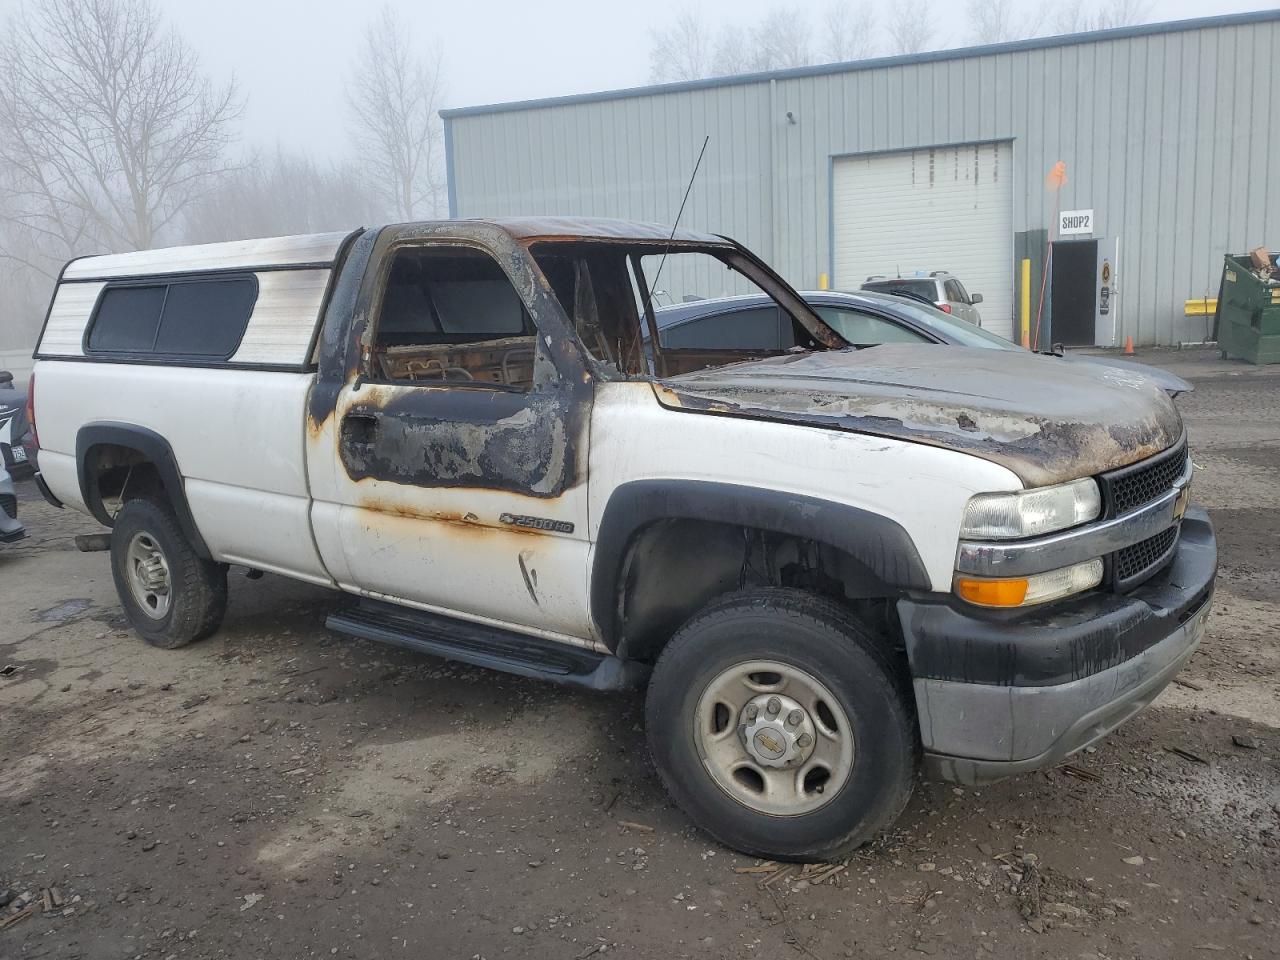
xmin=1059 ymin=209 xmax=1094 ymax=236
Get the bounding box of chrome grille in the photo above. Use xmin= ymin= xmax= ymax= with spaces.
xmin=1105 ymin=442 xmax=1188 ymax=516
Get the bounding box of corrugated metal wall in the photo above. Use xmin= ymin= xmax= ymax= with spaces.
xmin=446 ymin=13 xmax=1280 ymax=345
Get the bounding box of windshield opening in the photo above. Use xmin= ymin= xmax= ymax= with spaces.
xmin=528 ymin=241 xmax=837 ymax=378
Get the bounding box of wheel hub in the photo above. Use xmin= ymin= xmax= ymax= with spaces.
xmin=739 ymin=693 xmax=816 ymax=768
xmin=125 ymin=532 xmax=172 ymax=619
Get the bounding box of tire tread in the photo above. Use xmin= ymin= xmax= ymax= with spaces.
xmin=111 ymin=497 xmax=226 ymax=649
xmin=647 ymin=588 xmax=918 ymax=861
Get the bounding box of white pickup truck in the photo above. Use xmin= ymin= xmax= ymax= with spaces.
xmin=29 ymin=218 xmax=1215 ymax=860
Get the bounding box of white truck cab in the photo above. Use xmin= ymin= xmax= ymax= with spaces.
xmin=29 ymin=219 xmax=1215 ymax=860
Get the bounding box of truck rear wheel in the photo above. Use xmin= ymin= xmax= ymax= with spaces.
xmin=110 ymin=497 xmax=226 ymax=649
xmin=646 ymin=589 xmax=917 ymax=861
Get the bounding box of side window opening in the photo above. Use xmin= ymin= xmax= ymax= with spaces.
xmin=371 ymin=247 xmax=536 ymax=390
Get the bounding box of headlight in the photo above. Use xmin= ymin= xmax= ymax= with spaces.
xmin=961 ymin=478 xmax=1101 ymax=540
xmin=955 ymin=558 xmax=1104 ymax=607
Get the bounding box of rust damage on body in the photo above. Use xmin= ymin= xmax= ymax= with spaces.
xmin=340 ymin=501 xmax=557 ymax=536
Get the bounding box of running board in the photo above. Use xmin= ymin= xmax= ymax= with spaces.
xmin=325 ymin=600 xmax=648 ymax=692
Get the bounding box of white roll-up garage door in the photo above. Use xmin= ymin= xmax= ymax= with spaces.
xmin=832 ymin=142 xmax=1015 ymax=340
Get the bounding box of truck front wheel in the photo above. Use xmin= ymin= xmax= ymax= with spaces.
xmin=110 ymin=497 xmax=227 ymax=649
xmin=646 ymin=589 xmax=917 ymax=861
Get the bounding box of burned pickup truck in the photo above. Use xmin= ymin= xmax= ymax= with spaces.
xmin=30 ymin=218 xmax=1215 ymax=860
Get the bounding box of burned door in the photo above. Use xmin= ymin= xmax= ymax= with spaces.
xmin=307 ymin=226 xmax=595 ymax=643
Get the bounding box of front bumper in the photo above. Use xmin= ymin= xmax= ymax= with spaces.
xmin=899 ymin=508 xmax=1216 ymax=785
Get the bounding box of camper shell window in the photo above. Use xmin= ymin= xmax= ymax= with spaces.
xmin=85 ymin=275 xmax=258 ymax=360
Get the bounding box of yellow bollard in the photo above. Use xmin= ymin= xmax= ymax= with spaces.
xmin=1020 ymin=258 xmax=1032 ymax=348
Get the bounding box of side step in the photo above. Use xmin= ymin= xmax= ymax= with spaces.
xmin=325 ymin=600 xmax=649 ymax=692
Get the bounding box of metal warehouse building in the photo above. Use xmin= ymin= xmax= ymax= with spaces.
xmin=443 ymin=10 xmax=1280 ymax=347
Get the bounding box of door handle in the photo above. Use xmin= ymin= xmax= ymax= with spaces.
xmin=342 ymin=413 xmax=379 ymax=445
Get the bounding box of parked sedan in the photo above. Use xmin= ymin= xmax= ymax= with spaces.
xmin=650 ymin=290 xmax=1192 ymax=396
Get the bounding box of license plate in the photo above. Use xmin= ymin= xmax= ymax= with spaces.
xmin=11 ymin=445 xmax=27 ymax=463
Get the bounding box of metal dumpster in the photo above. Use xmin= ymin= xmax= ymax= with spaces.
xmin=1217 ymin=252 xmax=1280 ymax=364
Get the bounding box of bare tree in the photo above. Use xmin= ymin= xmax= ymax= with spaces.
xmin=649 ymin=10 xmax=716 ymax=82
xmin=712 ymin=24 xmax=751 ymax=77
xmin=822 ymin=0 xmax=877 ymax=63
xmin=1046 ymin=0 xmax=1149 ymax=34
xmin=884 ymin=1 xmax=935 ymax=54
xmin=0 ymin=0 xmax=241 ymax=270
xmin=347 ymin=5 xmax=446 ymax=221
xmin=1091 ymin=0 xmax=1151 ymax=29
xmin=966 ymin=0 xmax=1035 ymax=44
xmin=746 ymin=6 xmax=814 ymax=71
xmin=183 ymin=150 xmax=386 ymax=244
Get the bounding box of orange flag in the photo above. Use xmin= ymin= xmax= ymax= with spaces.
xmin=1045 ymin=161 xmax=1068 ymax=191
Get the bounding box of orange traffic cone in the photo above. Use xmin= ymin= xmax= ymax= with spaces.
xmin=1123 ymin=335 xmax=1135 ymax=356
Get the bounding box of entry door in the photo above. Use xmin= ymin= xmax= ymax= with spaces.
xmin=1050 ymin=240 xmax=1099 ymax=346
xmin=310 ymin=237 xmax=594 ymax=643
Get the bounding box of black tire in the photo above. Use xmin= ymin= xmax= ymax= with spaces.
xmin=646 ymin=589 xmax=917 ymax=861
xmin=110 ymin=497 xmax=227 ymax=649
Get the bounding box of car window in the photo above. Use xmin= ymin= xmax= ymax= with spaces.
xmin=369 ymin=246 xmax=536 ymax=389
xmin=853 ymin=294 xmax=1018 ymax=349
xmin=660 ymin=307 xmax=783 ymax=351
xmin=862 ymin=279 xmax=937 ymax=301
xmin=952 ymin=279 xmax=972 ymax=304
xmin=944 ymin=280 xmax=964 ymax=303
xmin=813 ymin=307 xmax=932 ymax=346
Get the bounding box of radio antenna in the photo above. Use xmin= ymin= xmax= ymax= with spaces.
xmin=647 ymin=135 xmax=710 ymax=309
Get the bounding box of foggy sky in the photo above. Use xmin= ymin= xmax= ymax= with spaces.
xmin=0 ymin=0 xmax=1273 ymax=159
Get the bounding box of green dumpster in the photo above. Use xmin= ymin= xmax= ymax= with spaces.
xmin=1217 ymin=252 xmax=1280 ymax=364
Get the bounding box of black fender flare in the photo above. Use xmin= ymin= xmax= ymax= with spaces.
xmin=590 ymin=479 xmax=931 ymax=649
xmin=76 ymin=422 xmax=212 ymax=558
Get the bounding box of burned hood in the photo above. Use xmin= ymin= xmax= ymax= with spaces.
xmin=654 ymin=346 xmax=1184 ymax=487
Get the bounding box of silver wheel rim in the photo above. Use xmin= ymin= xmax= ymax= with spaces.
xmin=125 ymin=531 xmax=172 ymax=620
xmin=694 ymin=659 xmax=855 ymax=817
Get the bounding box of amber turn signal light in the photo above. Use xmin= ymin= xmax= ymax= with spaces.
xmin=954 ymin=576 xmax=1029 ymax=607
xmin=954 ymin=558 xmax=1104 ymax=608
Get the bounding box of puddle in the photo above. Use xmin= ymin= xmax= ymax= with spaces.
xmin=35 ymin=598 xmax=93 ymax=622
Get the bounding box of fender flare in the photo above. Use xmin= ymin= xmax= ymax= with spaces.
xmin=76 ymin=422 xmax=212 ymax=558
xmin=590 ymin=479 xmax=930 ymax=649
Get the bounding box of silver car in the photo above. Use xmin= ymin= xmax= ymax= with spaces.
xmin=861 ymin=272 xmax=984 ymax=326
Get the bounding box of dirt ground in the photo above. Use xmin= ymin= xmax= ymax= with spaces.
xmin=2 ymin=348 xmax=1277 ymax=960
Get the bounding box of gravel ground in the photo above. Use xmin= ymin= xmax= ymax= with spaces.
xmin=1 ymin=347 xmax=1277 ymax=959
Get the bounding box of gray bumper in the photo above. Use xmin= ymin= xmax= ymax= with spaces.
xmin=906 ymin=508 xmax=1217 ymax=785
xmin=919 ymin=595 xmax=1210 ymax=784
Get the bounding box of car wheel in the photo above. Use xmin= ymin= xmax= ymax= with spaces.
xmin=110 ymin=497 xmax=227 ymax=649
xmin=646 ymin=588 xmax=917 ymax=861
